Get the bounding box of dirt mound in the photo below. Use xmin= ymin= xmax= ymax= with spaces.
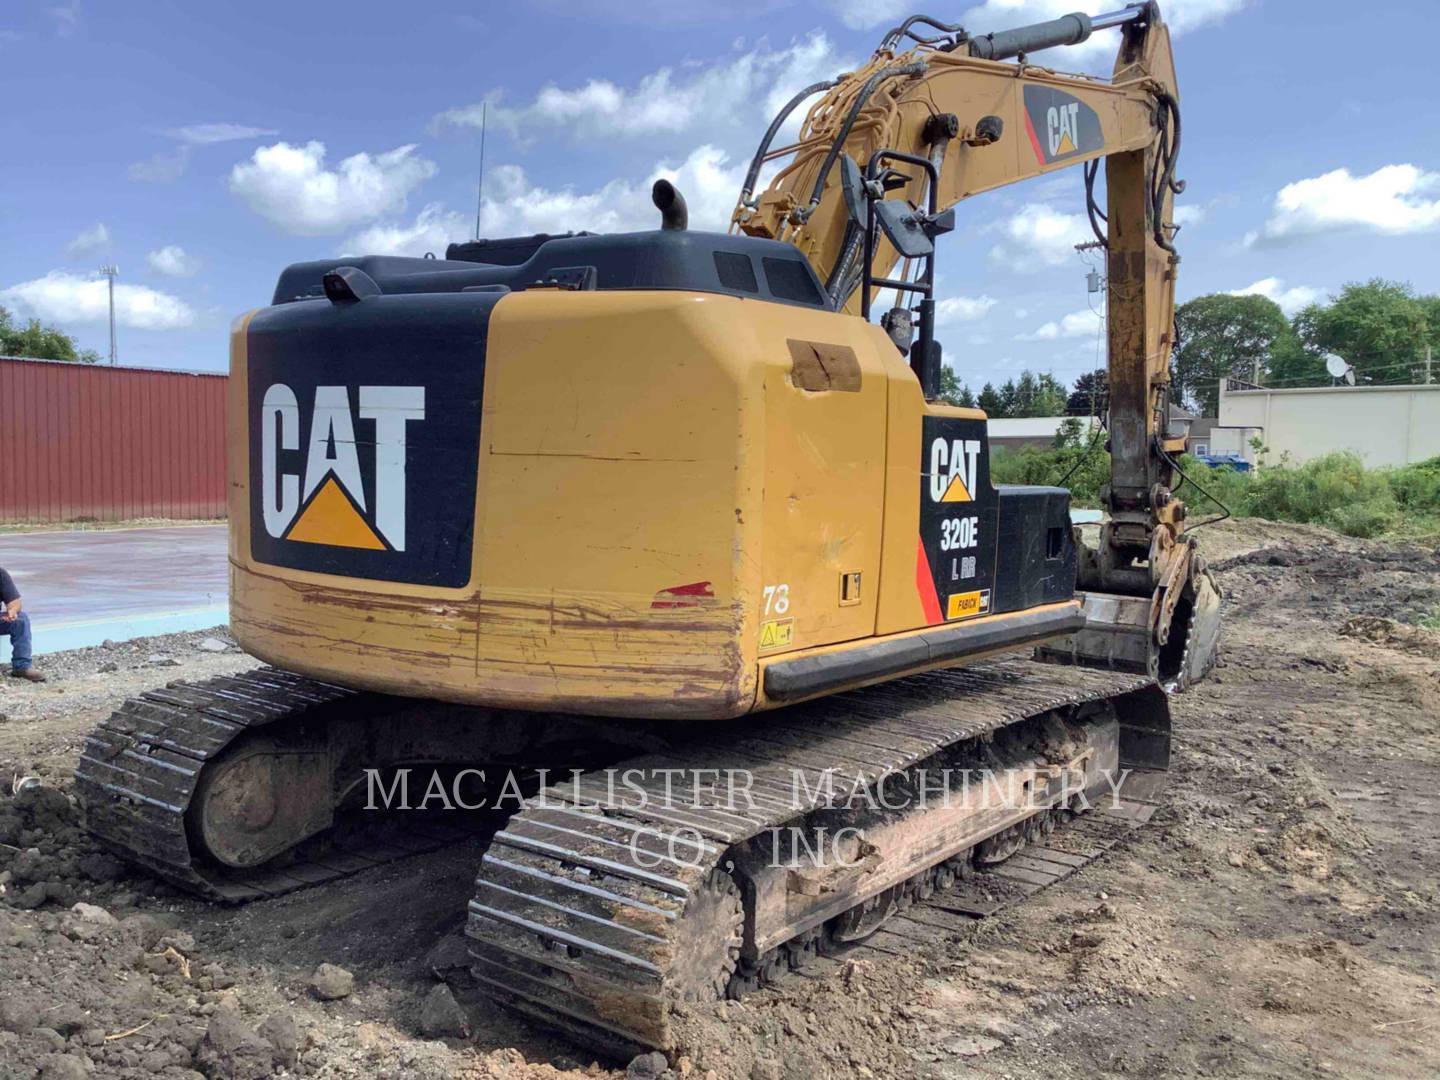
xmin=1213 ymin=542 xmax=1440 ymax=625
xmin=0 ymin=782 xmax=129 ymax=911
xmin=1339 ymin=616 xmax=1440 ymax=660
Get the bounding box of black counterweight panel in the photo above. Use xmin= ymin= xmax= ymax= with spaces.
xmin=993 ymin=486 xmax=1078 ymax=611
xmin=245 ymin=291 xmax=500 ymax=588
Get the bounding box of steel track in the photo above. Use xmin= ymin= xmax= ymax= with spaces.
xmin=463 ymin=657 xmax=1163 ymax=1054
xmin=73 ymin=667 xmax=474 ymax=902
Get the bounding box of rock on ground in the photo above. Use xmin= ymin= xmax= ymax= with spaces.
xmin=418 ymin=983 xmax=470 ymax=1039
xmin=310 ymin=962 xmax=354 ymax=1001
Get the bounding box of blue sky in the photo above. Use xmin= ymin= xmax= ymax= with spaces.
xmin=3 ymin=0 xmax=1439 ymax=395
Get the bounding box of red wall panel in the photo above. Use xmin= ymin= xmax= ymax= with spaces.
xmin=0 ymin=357 xmax=227 ymax=523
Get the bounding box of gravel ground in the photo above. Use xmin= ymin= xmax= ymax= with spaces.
xmin=0 ymin=519 xmax=1437 ymax=1079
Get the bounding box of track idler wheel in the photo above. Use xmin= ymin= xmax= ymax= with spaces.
xmin=188 ymin=735 xmax=332 ymax=869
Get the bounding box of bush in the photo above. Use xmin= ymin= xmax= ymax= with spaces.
xmin=1243 ymin=452 xmax=1399 ymax=535
xmin=989 ymin=444 xmax=1439 ymax=539
xmin=992 ymin=440 xmax=1109 ymax=507
xmin=1389 ymin=458 xmax=1440 ymax=510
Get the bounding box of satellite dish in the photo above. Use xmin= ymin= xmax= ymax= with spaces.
xmin=1324 ymin=353 xmax=1350 ymax=379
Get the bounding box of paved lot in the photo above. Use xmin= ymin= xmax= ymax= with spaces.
xmin=0 ymin=525 xmax=228 ymax=656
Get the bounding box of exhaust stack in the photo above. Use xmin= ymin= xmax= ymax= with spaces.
xmin=652 ymin=180 xmax=688 ymax=231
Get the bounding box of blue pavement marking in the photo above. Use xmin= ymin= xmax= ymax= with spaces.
xmin=2 ymin=606 xmax=230 ymax=660
xmin=1 ymin=524 xmax=229 ymax=661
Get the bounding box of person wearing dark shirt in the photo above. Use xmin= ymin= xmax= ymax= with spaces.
xmin=0 ymin=566 xmax=46 ymax=682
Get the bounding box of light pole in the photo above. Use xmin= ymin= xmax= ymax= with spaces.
xmin=98 ymin=264 xmax=118 ymax=365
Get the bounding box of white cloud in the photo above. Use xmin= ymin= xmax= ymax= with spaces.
xmin=1245 ymin=164 xmax=1440 ymax=246
xmin=828 ymin=0 xmax=1246 ymax=59
xmin=437 ymin=33 xmax=845 ymax=144
xmin=827 ymin=0 xmax=910 ymax=30
xmin=935 ymin=294 xmax=997 ymax=324
xmin=343 ymin=204 xmax=470 ymax=258
xmin=67 ymin=223 xmax=109 ymax=255
xmin=1228 ymin=277 xmax=1322 ymax=316
xmin=345 ymin=144 xmax=752 ymax=256
xmin=49 ymin=0 xmax=80 ymax=37
xmin=146 ymin=245 xmax=200 ymax=278
xmin=131 ymin=122 xmax=277 ymax=184
xmin=1 ymin=271 xmax=195 ymax=330
xmin=1018 ymin=308 xmax=1101 ymax=341
xmin=988 ymin=204 xmax=1090 ymax=272
xmin=483 ymin=144 xmax=747 ymax=236
xmin=1173 ymin=203 xmax=1206 ymax=227
xmin=229 ymin=141 xmax=437 ymax=235
xmin=166 ymin=122 xmax=277 ymax=145
xmin=129 ymin=150 xmax=190 ymax=184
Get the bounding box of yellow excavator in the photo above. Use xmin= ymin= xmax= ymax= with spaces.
xmin=78 ymin=1 xmax=1219 ymax=1056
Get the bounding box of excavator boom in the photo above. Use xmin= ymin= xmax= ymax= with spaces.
xmin=737 ymin=1 xmax=1220 ymax=686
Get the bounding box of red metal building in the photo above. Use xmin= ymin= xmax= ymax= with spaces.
xmin=0 ymin=356 xmax=227 ymax=523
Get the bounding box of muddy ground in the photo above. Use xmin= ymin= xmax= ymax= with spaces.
xmin=1 ymin=518 xmax=1437 ymax=1079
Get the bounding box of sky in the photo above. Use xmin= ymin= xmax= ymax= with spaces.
xmin=3 ymin=0 xmax=1439 ymax=394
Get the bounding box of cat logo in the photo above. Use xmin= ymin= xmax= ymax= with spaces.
xmin=259 ymin=384 xmax=424 ymax=552
xmin=928 ymin=437 xmax=980 ymax=504
xmin=1047 ymin=101 xmax=1081 ymax=157
xmin=1022 ymin=85 xmax=1103 ymax=165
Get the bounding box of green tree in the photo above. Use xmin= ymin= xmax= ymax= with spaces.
xmin=936 ymin=366 xmax=976 ymax=407
xmin=1067 ymin=369 xmax=1108 ymax=415
xmin=996 ymin=378 xmax=1020 ymax=417
xmin=1419 ymin=294 xmax=1440 ymax=383
xmin=1267 ymin=314 xmax=1327 ymax=387
xmin=977 ymin=382 xmax=1003 ymax=416
xmin=1298 ymin=279 xmax=1429 ymax=385
xmin=1031 ymin=372 xmax=1068 ymax=416
xmin=1053 ymin=416 xmax=1085 ymax=449
xmin=0 ymin=305 xmax=99 ymax=363
xmin=1172 ymin=293 xmax=1290 ymax=415
xmin=1419 ymin=294 xmax=1440 ymax=364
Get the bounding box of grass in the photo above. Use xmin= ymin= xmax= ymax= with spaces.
xmin=992 ymin=446 xmax=1440 ymax=541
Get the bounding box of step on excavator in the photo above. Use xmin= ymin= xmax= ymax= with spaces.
xmin=77 ymin=1 xmax=1221 ymax=1057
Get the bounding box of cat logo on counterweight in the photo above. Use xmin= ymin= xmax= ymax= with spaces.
xmin=259 ymin=384 xmax=424 ymax=552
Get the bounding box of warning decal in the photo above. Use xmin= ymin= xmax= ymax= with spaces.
xmin=759 ymin=619 xmax=795 ymax=650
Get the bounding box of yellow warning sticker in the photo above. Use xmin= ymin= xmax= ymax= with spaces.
xmin=759 ymin=618 xmax=795 ymax=650
xmin=946 ymin=590 xmax=990 ymax=620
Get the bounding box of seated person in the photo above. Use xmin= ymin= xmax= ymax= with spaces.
xmin=0 ymin=565 xmax=46 ymax=683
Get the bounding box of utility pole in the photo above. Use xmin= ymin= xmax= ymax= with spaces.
xmin=1426 ymin=343 xmax=1433 ymax=385
xmin=98 ymin=264 xmax=119 ymax=365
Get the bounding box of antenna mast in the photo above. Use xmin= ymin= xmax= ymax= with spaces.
xmin=474 ymin=102 xmax=487 ymax=242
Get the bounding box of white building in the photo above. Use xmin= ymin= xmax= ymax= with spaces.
xmin=1216 ymin=380 xmax=1440 ymax=467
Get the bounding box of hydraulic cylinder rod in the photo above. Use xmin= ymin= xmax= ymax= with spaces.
xmin=964 ymin=4 xmax=1147 ymax=61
